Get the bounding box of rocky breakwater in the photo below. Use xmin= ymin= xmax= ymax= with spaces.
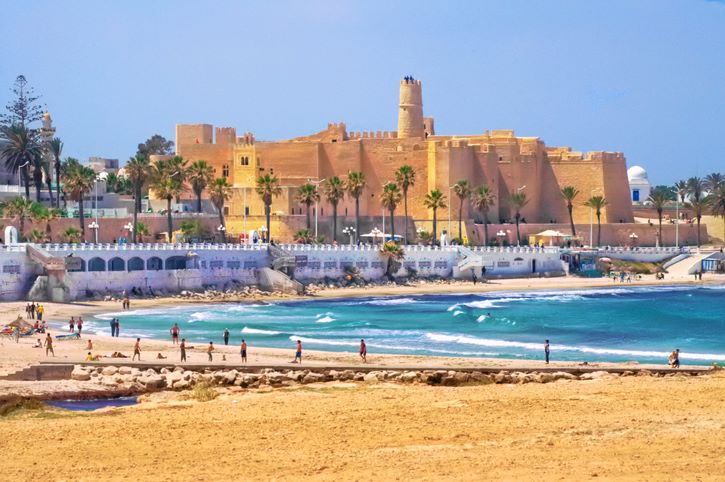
xmin=68 ymin=365 xmax=704 ymax=396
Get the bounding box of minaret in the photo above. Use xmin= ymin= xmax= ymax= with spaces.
xmin=397 ymin=77 xmax=424 ymax=139
xmin=40 ymin=112 xmax=56 ymax=183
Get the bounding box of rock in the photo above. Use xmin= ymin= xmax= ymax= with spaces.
xmin=538 ymin=373 xmax=555 ymax=383
xmin=71 ymin=367 xmax=91 ymax=381
xmin=118 ymin=366 xmax=133 ymax=375
xmin=353 ymin=372 xmax=365 ymax=382
xmin=166 ymin=371 xmax=184 ymax=384
xmin=286 ymin=371 xmax=305 ymax=382
xmin=363 ymin=372 xmax=380 ymax=383
xmin=637 ymin=370 xmax=653 ymax=377
xmin=224 ymin=370 xmax=239 ymax=385
xmin=399 ymin=371 xmax=418 ymax=383
xmin=469 ymin=372 xmax=494 ymax=384
xmin=101 ymin=366 xmax=119 ymax=376
xmin=551 ymin=371 xmax=577 ymax=381
xmin=160 ymin=368 xmax=170 ymax=374
xmin=453 ymin=372 xmax=470 ymax=384
xmin=144 ymin=369 xmax=157 ymax=377
xmin=580 ymin=371 xmax=614 ymax=380
xmin=302 ymin=372 xmax=325 ymax=384
xmin=173 ymin=379 xmax=191 ymax=390
xmin=100 ymin=376 xmax=118 ymax=387
xmin=143 ymin=375 xmax=167 ymax=390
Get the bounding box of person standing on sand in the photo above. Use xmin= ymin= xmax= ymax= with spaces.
xmin=77 ymin=317 xmax=83 ymax=337
xmin=360 ymin=339 xmax=367 ymax=363
xmin=544 ymin=339 xmax=550 ymax=364
xmin=669 ymin=349 xmax=680 ymax=368
xmin=132 ymin=338 xmax=141 ymax=361
xmin=240 ymin=339 xmax=247 ymax=363
xmin=37 ymin=304 xmax=44 ymax=322
xmin=30 ymin=302 xmax=36 ymax=319
xmin=293 ymin=340 xmax=303 ymax=364
xmin=207 ymin=341 xmax=215 ymax=362
xmin=110 ymin=318 xmax=116 ymax=337
xmin=115 ymin=319 xmax=120 ymax=337
xmin=170 ymin=323 xmax=180 ymax=344
xmin=69 ymin=317 xmax=75 ymax=333
xmin=223 ymin=328 xmax=230 ymax=346
xmin=180 ymin=338 xmax=187 ymax=362
xmin=44 ymin=333 xmax=54 ymax=357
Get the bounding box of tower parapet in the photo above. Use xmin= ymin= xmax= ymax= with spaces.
xmin=397 ymin=78 xmax=424 ymax=139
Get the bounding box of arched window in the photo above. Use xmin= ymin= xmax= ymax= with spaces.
xmin=222 ymin=165 xmax=230 ymax=177
xmin=128 ymin=257 xmax=144 ymax=272
xmin=88 ymin=257 xmax=106 ymax=272
xmin=240 ymin=156 xmax=249 ymax=166
xmin=108 ymin=257 xmax=125 ymax=271
xmin=147 ymin=256 xmax=163 ymax=271
xmin=66 ymin=258 xmax=86 ymax=272
xmin=165 ymin=256 xmax=187 ymax=270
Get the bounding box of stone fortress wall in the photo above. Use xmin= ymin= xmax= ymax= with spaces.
xmin=176 ymin=77 xmax=634 ymax=241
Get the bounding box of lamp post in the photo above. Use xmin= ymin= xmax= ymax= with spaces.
xmin=18 ymin=161 xmax=30 ymax=198
xmin=217 ymin=224 xmax=226 ymax=244
xmin=588 ymin=188 xmax=600 ymax=248
xmin=88 ymin=221 xmax=99 ymax=244
xmin=343 ymin=226 xmax=356 ymax=246
xmin=370 ymin=227 xmax=382 ymax=245
xmin=675 ymin=198 xmax=679 ymax=248
xmin=307 ymin=178 xmax=326 ymax=239
xmin=496 ymin=229 xmax=506 ymax=247
xmin=259 ymin=225 xmax=268 ymax=243
xmin=123 ymin=222 xmax=133 ymax=245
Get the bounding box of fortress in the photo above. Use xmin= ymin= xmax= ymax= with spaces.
xmin=176 ymin=78 xmax=633 ymax=241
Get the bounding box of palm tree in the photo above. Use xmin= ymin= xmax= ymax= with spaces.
xmin=0 ymin=124 xmax=40 ymax=199
xmin=296 ymin=183 xmax=320 ymax=230
xmin=125 ymin=154 xmax=149 ymax=243
xmin=136 ymin=222 xmax=150 ymax=243
xmin=322 ymin=176 xmax=345 ymax=242
xmin=380 ymin=240 xmax=405 ymax=278
xmin=344 ymin=171 xmax=366 ymax=244
xmin=28 ymin=228 xmax=45 ymax=243
xmin=560 ymin=186 xmax=580 ymax=237
xmin=31 ymin=154 xmax=43 ymax=202
xmin=255 ymin=174 xmax=281 ymax=242
xmin=452 ymin=180 xmax=471 ymax=242
xmin=30 ymin=204 xmax=61 ymax=243
xmin=50 ymin=137 xmax=63 ymax=207
xmin=187 ymin=160 xmax=215 ymax=213
xmin=63 ymin=226 xmax=81 ymax=243
xmin=709 ymin=185 xmax=725 ymax=241
xmin=209 ymin=177 xmax=232 ymax=242
xmin=687 ymin=198 xmax=708 ymax=248
xmin=510 ymin=192 xmax=530 ymax=246
xmin=4 ymin=196 xmax=35 ymax=239
xmin=149 ymin=156 xmax=188 ymax=243
xmin=423 ymin=189 xmax=447 ymax=245
xmin=704 ymin=172 xmax=723 ymax=192
xmin=394 ymin=165 xmax=416 ymax=244
xmin=294 ymin=229 xmax=314 ymax=244
xmin=40 ymin=155 xmax=54 ymax=207
xmin=687 ymin=176 xmax=705 ymax=202
xmin=472 ymin=184 xmax=496 ymax=246
xmin=647 ymin=186 xmax=672 ymax=246
xmin=62 ymin=159 xmax=97 ymax=239
xmin=584 ymin=195 xmax=608 ymax=247
xmin=380 ymin=182 xmax=402 ymax=239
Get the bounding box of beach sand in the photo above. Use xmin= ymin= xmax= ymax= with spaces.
xmin=2 ymin=373 xmax=724 ymax=481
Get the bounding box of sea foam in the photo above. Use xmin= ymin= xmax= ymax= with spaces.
xmin=241 ymin=327 xmax=281 ymax=335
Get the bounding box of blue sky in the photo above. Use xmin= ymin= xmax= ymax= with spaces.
xmin=1 ymin=0 xmax=723 ymax=184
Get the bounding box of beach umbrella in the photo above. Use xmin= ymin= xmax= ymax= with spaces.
xmin=599 ymin=257 xmax=612 ymax=263
xmin=6 ymin=316 xmax=33 ymax=330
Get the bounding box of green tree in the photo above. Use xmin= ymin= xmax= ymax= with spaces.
xmin=296 ymin=183 xmax=320 ymax=230
xmin=149 ymin=156 xmax=188 ymax=243
xmin=31 ymin=150 xmax=44 ymax=202
xmin=63 ymin=226 xmax=81 ymax=243
xmin=510 ymin=192 xmax=530 ymax=246
xmin=30 ymin=203 xmax=61 ymax=243
xmin=380 ymin=240 xmax=405 ymax=278
xmin=584 ymin=195 xmax=608 ymax=247
xmin=647 ymin=186 xmax=673 ymax=245
xmin=136 ymin=222 xmax=150 ymax=243
xmin=322 ymin=176 xmax=345 ymax=242
xmin=472 ymin=184 xmax=496 ymax=246
xmin=40 ymin=151 xmax=55 ymax=206
xmin=125 ymin=154 xmax=150 ymax=243
xmin=687 ymin=198 xmax=708 ymax=248
xmin=294 ymin=229 xmax=314 ymax=244
xmin=704 ymin=172 xmax=723 ymax=192
xmin=423 ymin=189 xmax=447 ymax=245
xmin=209 ymin=177 xmax=232 ymax=242
xmin=687 ymin=176 xmax=705 ymax=202
xmin=188 ymin=159 xmax=215 ymax=213
xmin=3 ymin=196 xmax=35 ymax=239
xmin=380 ymin=182 xmax=402 ymax=240
xmin=560 ymin=186 xmax=580 ymax=237
xmin=0 ymin=124 xmax=40 ymax=198
xmin=395 ymin=165 xmax=416 ymax=244
xmin=62 ymin=158 xmax=97 ymax=238
xmin=136 ymin=134 xmax=174 ymax=157
xmin=344 ymin=171 xmax=366 ymax=244
xmin=1 ymin=75 xmax=44 ymax=128
xmin=452 ymin=180 xmax=471 ymax=242
xmin=255 ymin=174 xmax=282 ymax=242
xmin=179 ymin=220 xmax=206 ymax=240
xmin=50 ymin=137 xmax=63 ymax=207
xmin=28 ymin=228 xmax=45 ymax=243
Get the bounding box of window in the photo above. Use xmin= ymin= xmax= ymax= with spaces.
xmin=222 ymin=165 xmax=230 ymax=177
xmin=244 ymin=206 xmax=250 ymax=215
xmin=240 ymin=156 xmax=249 ymax=166
xmin=223 ymin=207 xmax=229 ymax=215
xmin=632 ymin=189 xmax=640 ymax=201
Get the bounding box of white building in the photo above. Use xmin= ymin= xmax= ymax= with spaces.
xmin=627 ymin=165 xmax=652 ymax=204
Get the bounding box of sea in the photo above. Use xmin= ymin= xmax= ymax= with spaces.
xmin=90 ymin=284 xmax=725 ymax=365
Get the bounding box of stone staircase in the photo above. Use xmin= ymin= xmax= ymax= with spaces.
xmin=268 ymin=244 xmax=296 ymax=271
xmin=456 ymin=246 xmax=484 ymax=272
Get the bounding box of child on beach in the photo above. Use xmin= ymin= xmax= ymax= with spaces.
xmin=132 ymin=338 xmax=141 ymax=361
xmin=668 ymin=349 xmax=680 ymax=368
xmin=240 ymin=339 xmax=247 ymax=363
xmin=207 ymin=342 xmax=215 ymax=362
xmin=293 ymin=340 xmax=302 ymax=364
xmin=180 ymin=338 xmax=187 ymax=362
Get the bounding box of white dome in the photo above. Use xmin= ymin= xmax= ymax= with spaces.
xmin=627 ymin=165 xmax=648 ymax=181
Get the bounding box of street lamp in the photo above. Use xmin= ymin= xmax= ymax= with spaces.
xmin=217 ymin=224 xmax=226 ymax=244
xmin=307 ymin=178 xmax=326 ymax=239
xmin=496 ymin=229 xmax=506 ymax=247
xmin=589 ymin=188 xmax=601 ymax=248
xmin=370 ymin=227 xmax=383 ymax=244
xmin=343 ymin=226 xmax=356 ymax=246
xmin=629 ymin=232 xmax=639 ymax=246
xmin=258 ymin=225 xmax=268 ymax=243
xmin=123 ymin=222 xmax=134 ymax=245
xmin=88 ymin=221 xmax=99 ymax=244
xmin=18 ymin=161 xmax=30 ymax=198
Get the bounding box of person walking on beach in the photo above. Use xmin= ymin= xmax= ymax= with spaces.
xmin=77 ymin=317 xmax=83 ymax=337
xmin=170 ymin=323 xmax=180 ymax=344
xmin=110 ymin=318 xmax=116 ymax=337
xmin=240 ymin=339 xmax=247 ymax=363
xmin=223 ymin=328 xmax=230 ymax=346
xmin=44 ymin=333 xmax=54 ymax=357
xmin=69 ymin=317 xmax=75 ymax=333
xmin=132 ymin=338 xmax=141 ymax=361
xmin=207 ymin=341 xmax=215 ymax=362
xmin=293 ymin=340 xmax=303 ymax=364
xmin=669 ymin=349 xmax=680 ymax=368
xmin=544 ymin=339 xmax=550 ymax=364
xmin=180 ymin=338 xmax=187 ymax=362
xmin=360 ymin=339 xmax=367 ymax=363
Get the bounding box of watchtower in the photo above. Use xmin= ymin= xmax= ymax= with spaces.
xmin=397 ymin=77 xmax=424 ymax=139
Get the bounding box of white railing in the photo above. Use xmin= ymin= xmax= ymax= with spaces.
xmin=39 ymin=242 xmax=269 ymax=252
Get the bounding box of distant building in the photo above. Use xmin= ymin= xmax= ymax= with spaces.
xmin=88 ymin=157 xmax=119 ymax=174
xmin=627 ymin=165 xmax=651 ymax=204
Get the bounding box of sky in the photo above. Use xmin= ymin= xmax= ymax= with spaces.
xmin=1 ymin=0 xmax=723 ymax=185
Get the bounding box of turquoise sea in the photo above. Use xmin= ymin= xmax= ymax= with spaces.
xmin=91 ymin=285 xmax=725 ymax=365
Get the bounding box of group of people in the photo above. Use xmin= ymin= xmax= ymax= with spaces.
xmin=25 ymin=302 xmax=45 ymax=321
xmin=68 ymin=317 xmax=84 ymax=336
xmin=109 ymin=318 xmax=121 ymax=337
xmin=120 ymin=295 xmax=131 ymax=310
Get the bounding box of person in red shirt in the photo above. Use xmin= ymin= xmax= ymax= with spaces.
xmin=170 ymin=323 xmax=180 ymax=344
xmin=359 ymin=339 xmax=367 ymax=363
xmin=293 ymin=340 xmax=302 ymax=364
